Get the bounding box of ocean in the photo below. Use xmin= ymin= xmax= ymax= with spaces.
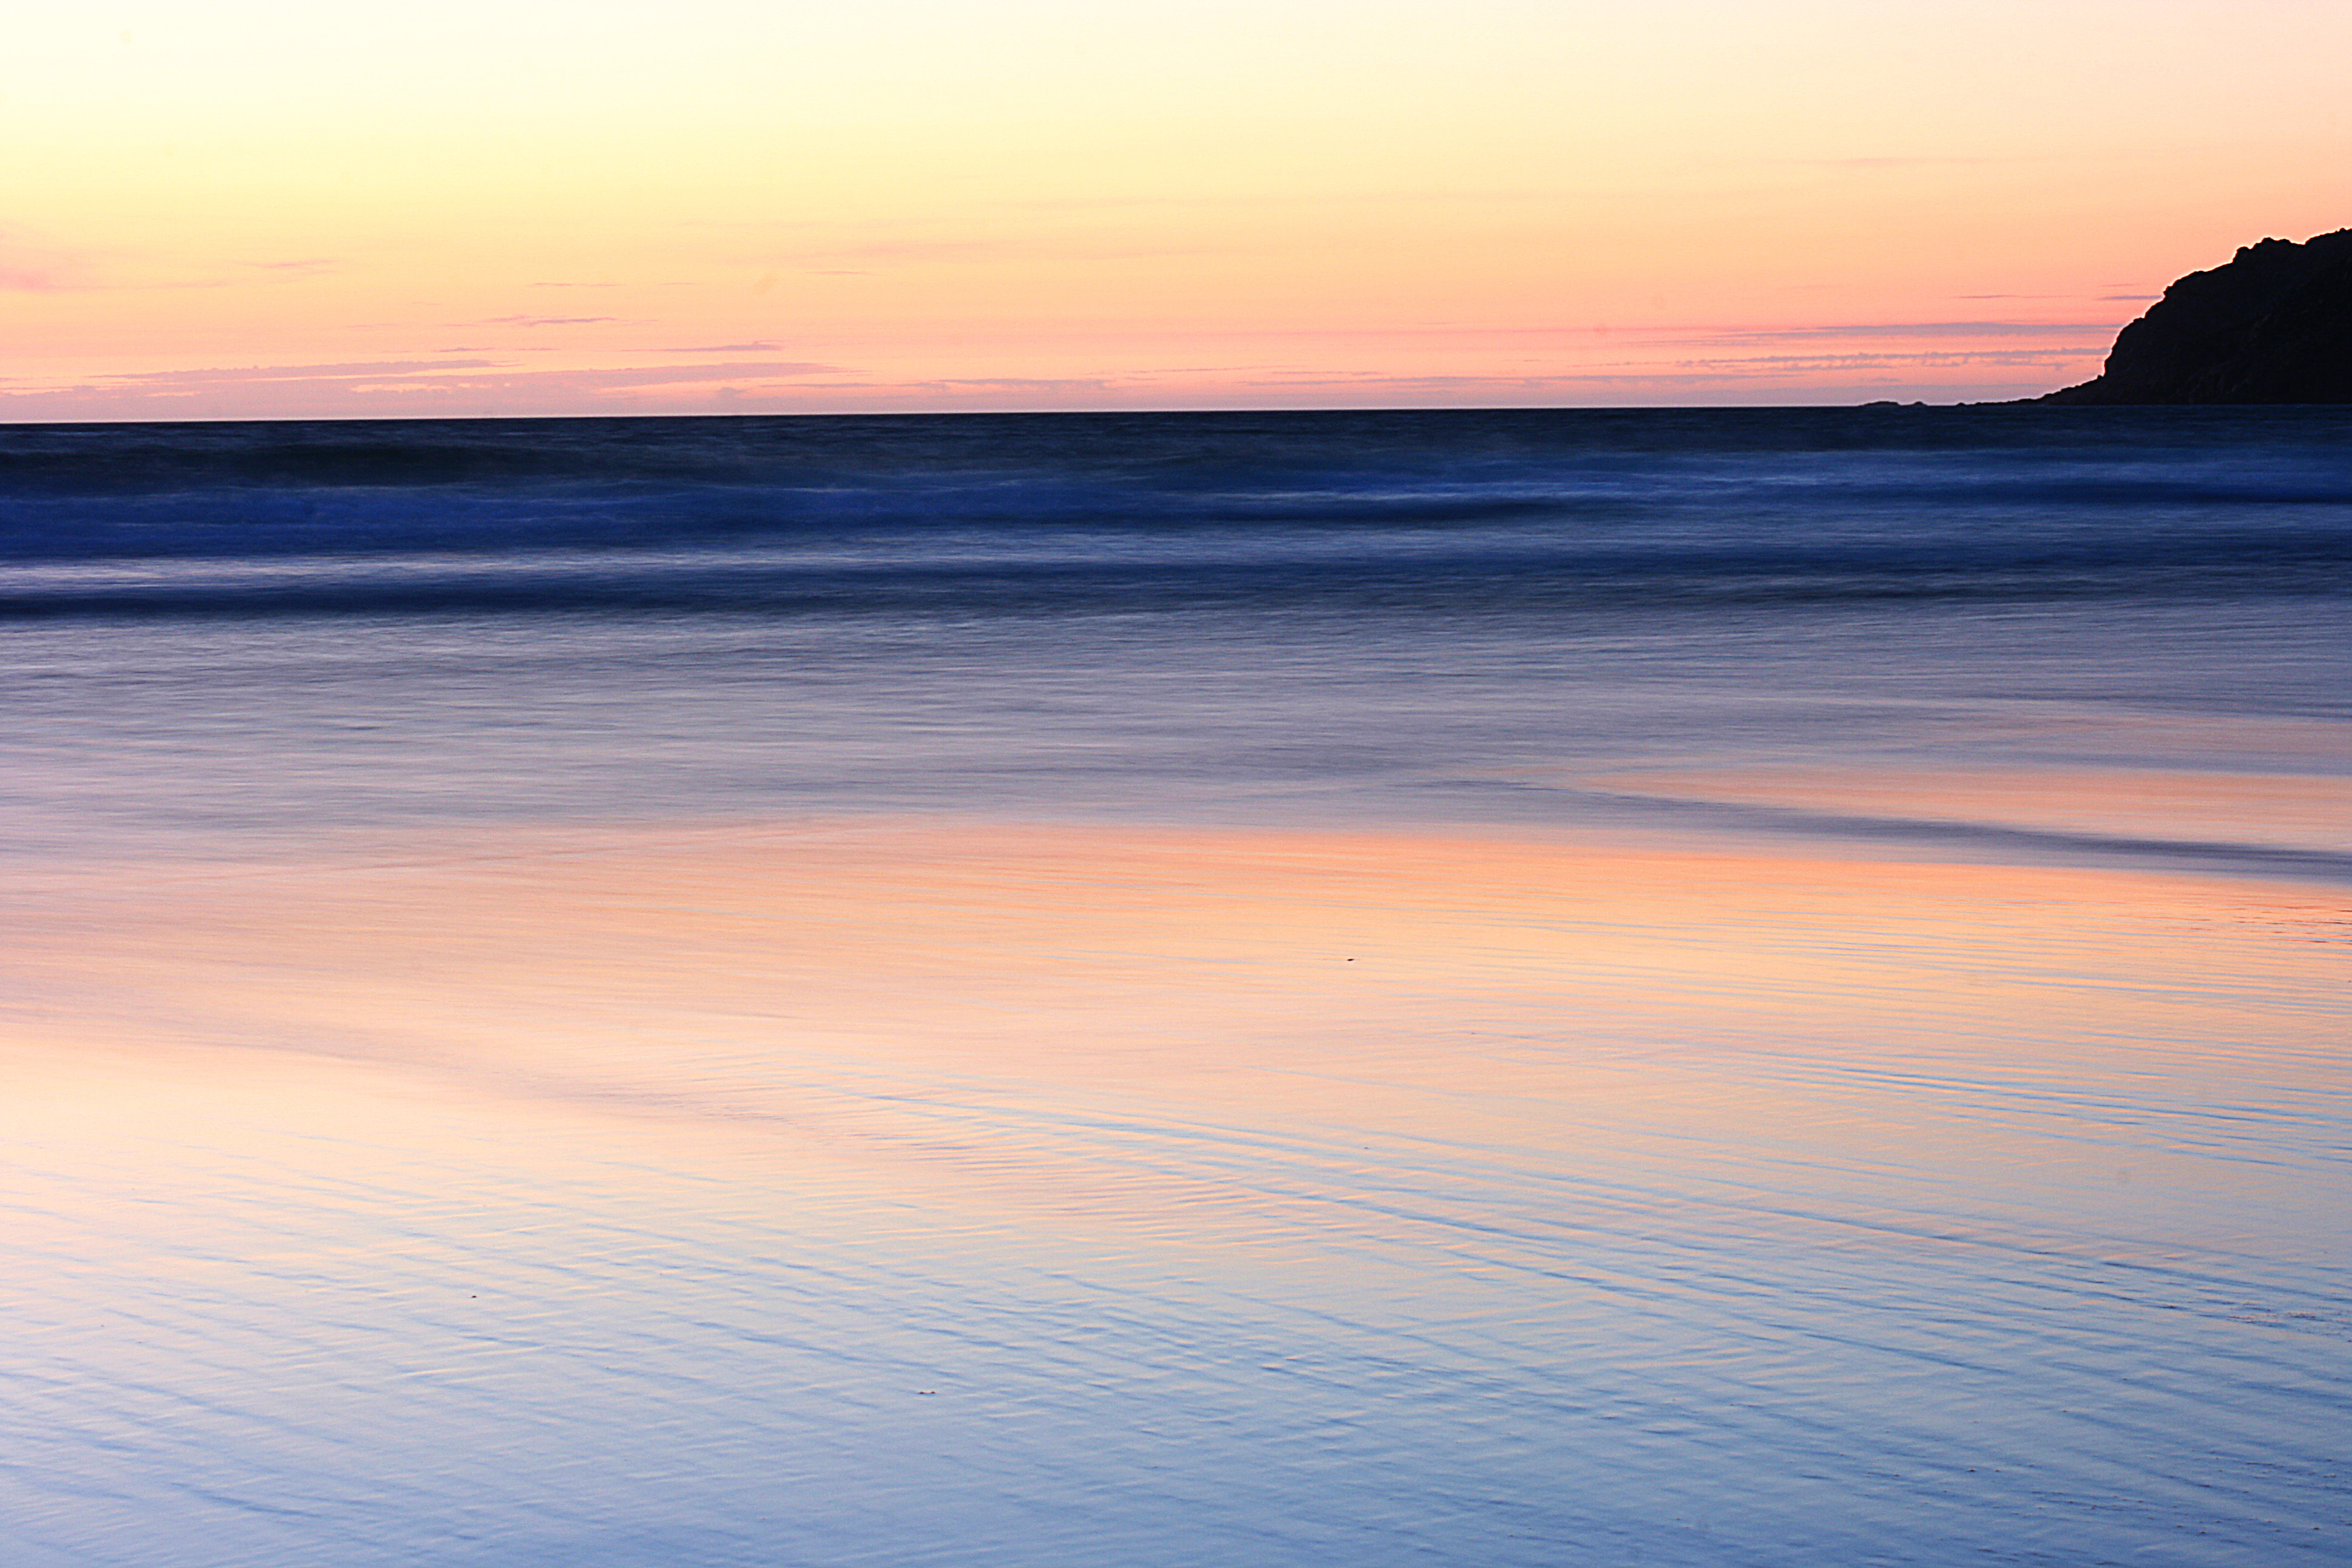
xmin=2 ymin=407 xmax=2347 ymax=1566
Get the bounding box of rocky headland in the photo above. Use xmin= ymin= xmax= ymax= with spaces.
xmin=2027 ymin=227 xmax=2351 ymax=404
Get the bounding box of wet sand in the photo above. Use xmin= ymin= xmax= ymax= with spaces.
xmin=3 ymin=813 xmax=2346 ymax=1564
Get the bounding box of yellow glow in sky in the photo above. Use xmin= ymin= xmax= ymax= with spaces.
xmin=6 ymin=1 xmax=2348 ymax=417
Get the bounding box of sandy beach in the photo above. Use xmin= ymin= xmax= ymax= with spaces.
xmin=7 ymin=811 xmax=2345 ymax=1563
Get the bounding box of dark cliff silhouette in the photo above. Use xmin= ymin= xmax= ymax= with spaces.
xmin=2030 ymin=227 xmax=2352 ymax=404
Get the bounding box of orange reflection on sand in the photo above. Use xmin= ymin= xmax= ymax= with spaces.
xmin=4 ymin=818 xmax=2342 ymax=1221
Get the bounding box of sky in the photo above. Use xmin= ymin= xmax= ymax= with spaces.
xmin=5 ymin=0 xmax=2348 ymax=419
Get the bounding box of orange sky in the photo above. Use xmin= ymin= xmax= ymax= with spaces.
xmin=6 ymin=1 xmax=2348 ymax=419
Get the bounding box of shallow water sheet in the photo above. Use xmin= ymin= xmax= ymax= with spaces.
xmin=2 ymin=817 xmax=2347 ymax=1567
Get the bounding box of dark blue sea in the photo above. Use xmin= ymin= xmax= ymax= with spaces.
xmin=2 ymin=408 xmax=2347 ymax=1567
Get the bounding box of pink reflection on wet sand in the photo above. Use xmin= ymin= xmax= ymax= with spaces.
xmin=5 ymin=815 xmax=2341 ymax=1232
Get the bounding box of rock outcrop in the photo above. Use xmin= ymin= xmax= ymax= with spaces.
xmin=2031 ymin=228 xmax=2352 ymax=403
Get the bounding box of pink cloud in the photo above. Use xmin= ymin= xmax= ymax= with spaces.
xmin=0 ymin=224 xmax=97 ymax=292
xmin=99 ymin=359 xmax=508 ymax=385
xmin=0 ymin=358 xmax=848 ymax=420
